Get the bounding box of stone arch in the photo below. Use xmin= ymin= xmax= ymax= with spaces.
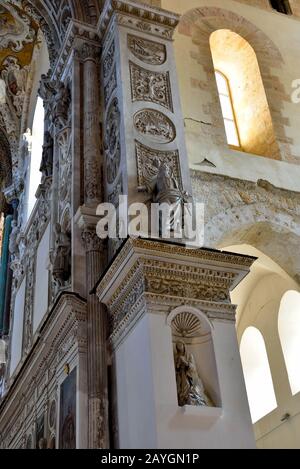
xmin=177 ymin=6 xmax=293 ymax=162
xmin=206 ymin=202 xmax=300 ymax=282
xmin=8 ymin=1 xmax=101 ymax=66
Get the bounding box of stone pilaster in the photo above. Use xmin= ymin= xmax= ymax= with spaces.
xmin=98 ymin=0 xmax=192 ymax=246
xmin=76 ymin=207 xmax=109 ymax=449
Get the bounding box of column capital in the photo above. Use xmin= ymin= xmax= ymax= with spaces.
xmin=74 ymin=41 xmax=101 ymax=63
xmin=98 ymin=0 xmax=180 ymax=41
xmin=75 ymin=206 xmax=105 ymax=253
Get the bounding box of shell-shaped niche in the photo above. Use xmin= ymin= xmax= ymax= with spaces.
xmin=171 ymin=312 xmax=210 ymax=339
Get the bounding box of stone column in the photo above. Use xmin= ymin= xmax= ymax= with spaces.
xmin=75 ymin=39 xmax=109 ymax=448
xmin=81 ymin=43 xmax=102 ymax=208
xmin=76 ymin=209 xmax=109 ymax=449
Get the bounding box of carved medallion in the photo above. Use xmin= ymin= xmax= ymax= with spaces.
xmin=135 ymin=141 xmax=181 ymax=190
xmin=134 ymin=109 xmax=176 ymax=144
xmin=105 ymin=98 xmax=121 ymax=184
xmin=130 ymin=62 xmax=173 ymax=111
xmin=128 ymin=34 xmax=166 ymax=65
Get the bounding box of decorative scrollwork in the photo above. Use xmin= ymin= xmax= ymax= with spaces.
xmin=130 ymin=62 xmax=173 ymax=111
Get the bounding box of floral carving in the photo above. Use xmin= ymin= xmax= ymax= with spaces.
xmin=105 ymin=98 xmax=121 ymax=185
xmin=103 ymin=40 xmax=115 ymax=83
xmin=130 ymin=62 xmax=173 ymax=111
xmin=128 ymin=34 xmax=166 ymax=65
xmin=134 ymin=109 xmax=175 ymax=144
xmin=104 ymin=67 xmax=117 ymax=108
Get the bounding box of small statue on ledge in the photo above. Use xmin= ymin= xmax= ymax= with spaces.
xmin=40 ymin=131 xmax=53 ymax=178
xmin=51 ymin=223 xmax=71 ymax=287
xmin=175 ymin=341 xmax=213 ymax=407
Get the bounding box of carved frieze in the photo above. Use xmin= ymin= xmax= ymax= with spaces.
xmin=105 ymin=98 xmax=121 ymax=184
xmin=134 ymin=109 xmax=175 ymax=144
xmin=129 ymin=62 xmax=173 ymax=111
xmin=135 ymin=141 xmax=181 ymax=190
xmin=128 ymin=34 xmax=166 ymax=65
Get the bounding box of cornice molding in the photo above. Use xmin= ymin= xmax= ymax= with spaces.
xmin=98 ymin=0 xmax=180 ymax=42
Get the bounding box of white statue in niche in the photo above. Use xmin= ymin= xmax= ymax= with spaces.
xmin=175 ymin=341 xmax=214 ymax=408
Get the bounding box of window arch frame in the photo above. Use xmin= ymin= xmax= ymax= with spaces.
xmin=214 ymin=69 xmax=242 ymax=150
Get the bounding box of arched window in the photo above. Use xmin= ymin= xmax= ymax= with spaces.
xmin=27 ymin=96 xmax=44 ymax=220
xmin=240 ymin=327 xmax=277 ymax=423
xmin=210 ymin=30 xmax=280 ymax=159
xmin=215 ymin=71 xmax=240 ymax=148
xmin=278 ymin=290 xmax=300 ymax=395
xmin=270 ymin=0 xmax=292 ymax=14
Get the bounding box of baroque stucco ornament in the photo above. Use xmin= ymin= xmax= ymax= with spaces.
xmin=0 ymin=3 xmax=36 ymax=52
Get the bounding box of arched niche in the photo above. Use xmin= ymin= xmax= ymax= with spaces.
xmin=167 ymin=306 xmax=221 ymax=408
xmin=278 ymin=290 xmax=300 ymax=396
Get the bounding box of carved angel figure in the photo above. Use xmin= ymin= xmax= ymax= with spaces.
xmin=52 ymin=82 xmax=70 ymax=128
xmin=175 ymin=341 xmax=213 ymax=407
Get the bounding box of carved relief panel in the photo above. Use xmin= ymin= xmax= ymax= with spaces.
xmin=128 ymin=34 xmax=166 ymax=66
xmin=129 ymin=61 xmax=173 ymax=111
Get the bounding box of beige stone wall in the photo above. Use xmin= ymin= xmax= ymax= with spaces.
xmin=161 ymin=0 xmax=300 ymax=192
xmin=158 ymin=0 xmax=300 ymax=449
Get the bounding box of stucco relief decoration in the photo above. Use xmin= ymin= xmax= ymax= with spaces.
xmin=105 ymin=97 xmax=121 ymax=184
xmin=128 ymin=34 xmax=166 ymax=65
xmin=0 ymin=3 xmax=35 ymax=52
xmin=135 ymin=141 xmax=181 ymax=191
xmin=130 ymin=61 xmax=173 ymax=111
xmin=134 ymin=109 xmax=175 ymax=144
xmin=1 ymin=56 xmax=29 ymax=117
